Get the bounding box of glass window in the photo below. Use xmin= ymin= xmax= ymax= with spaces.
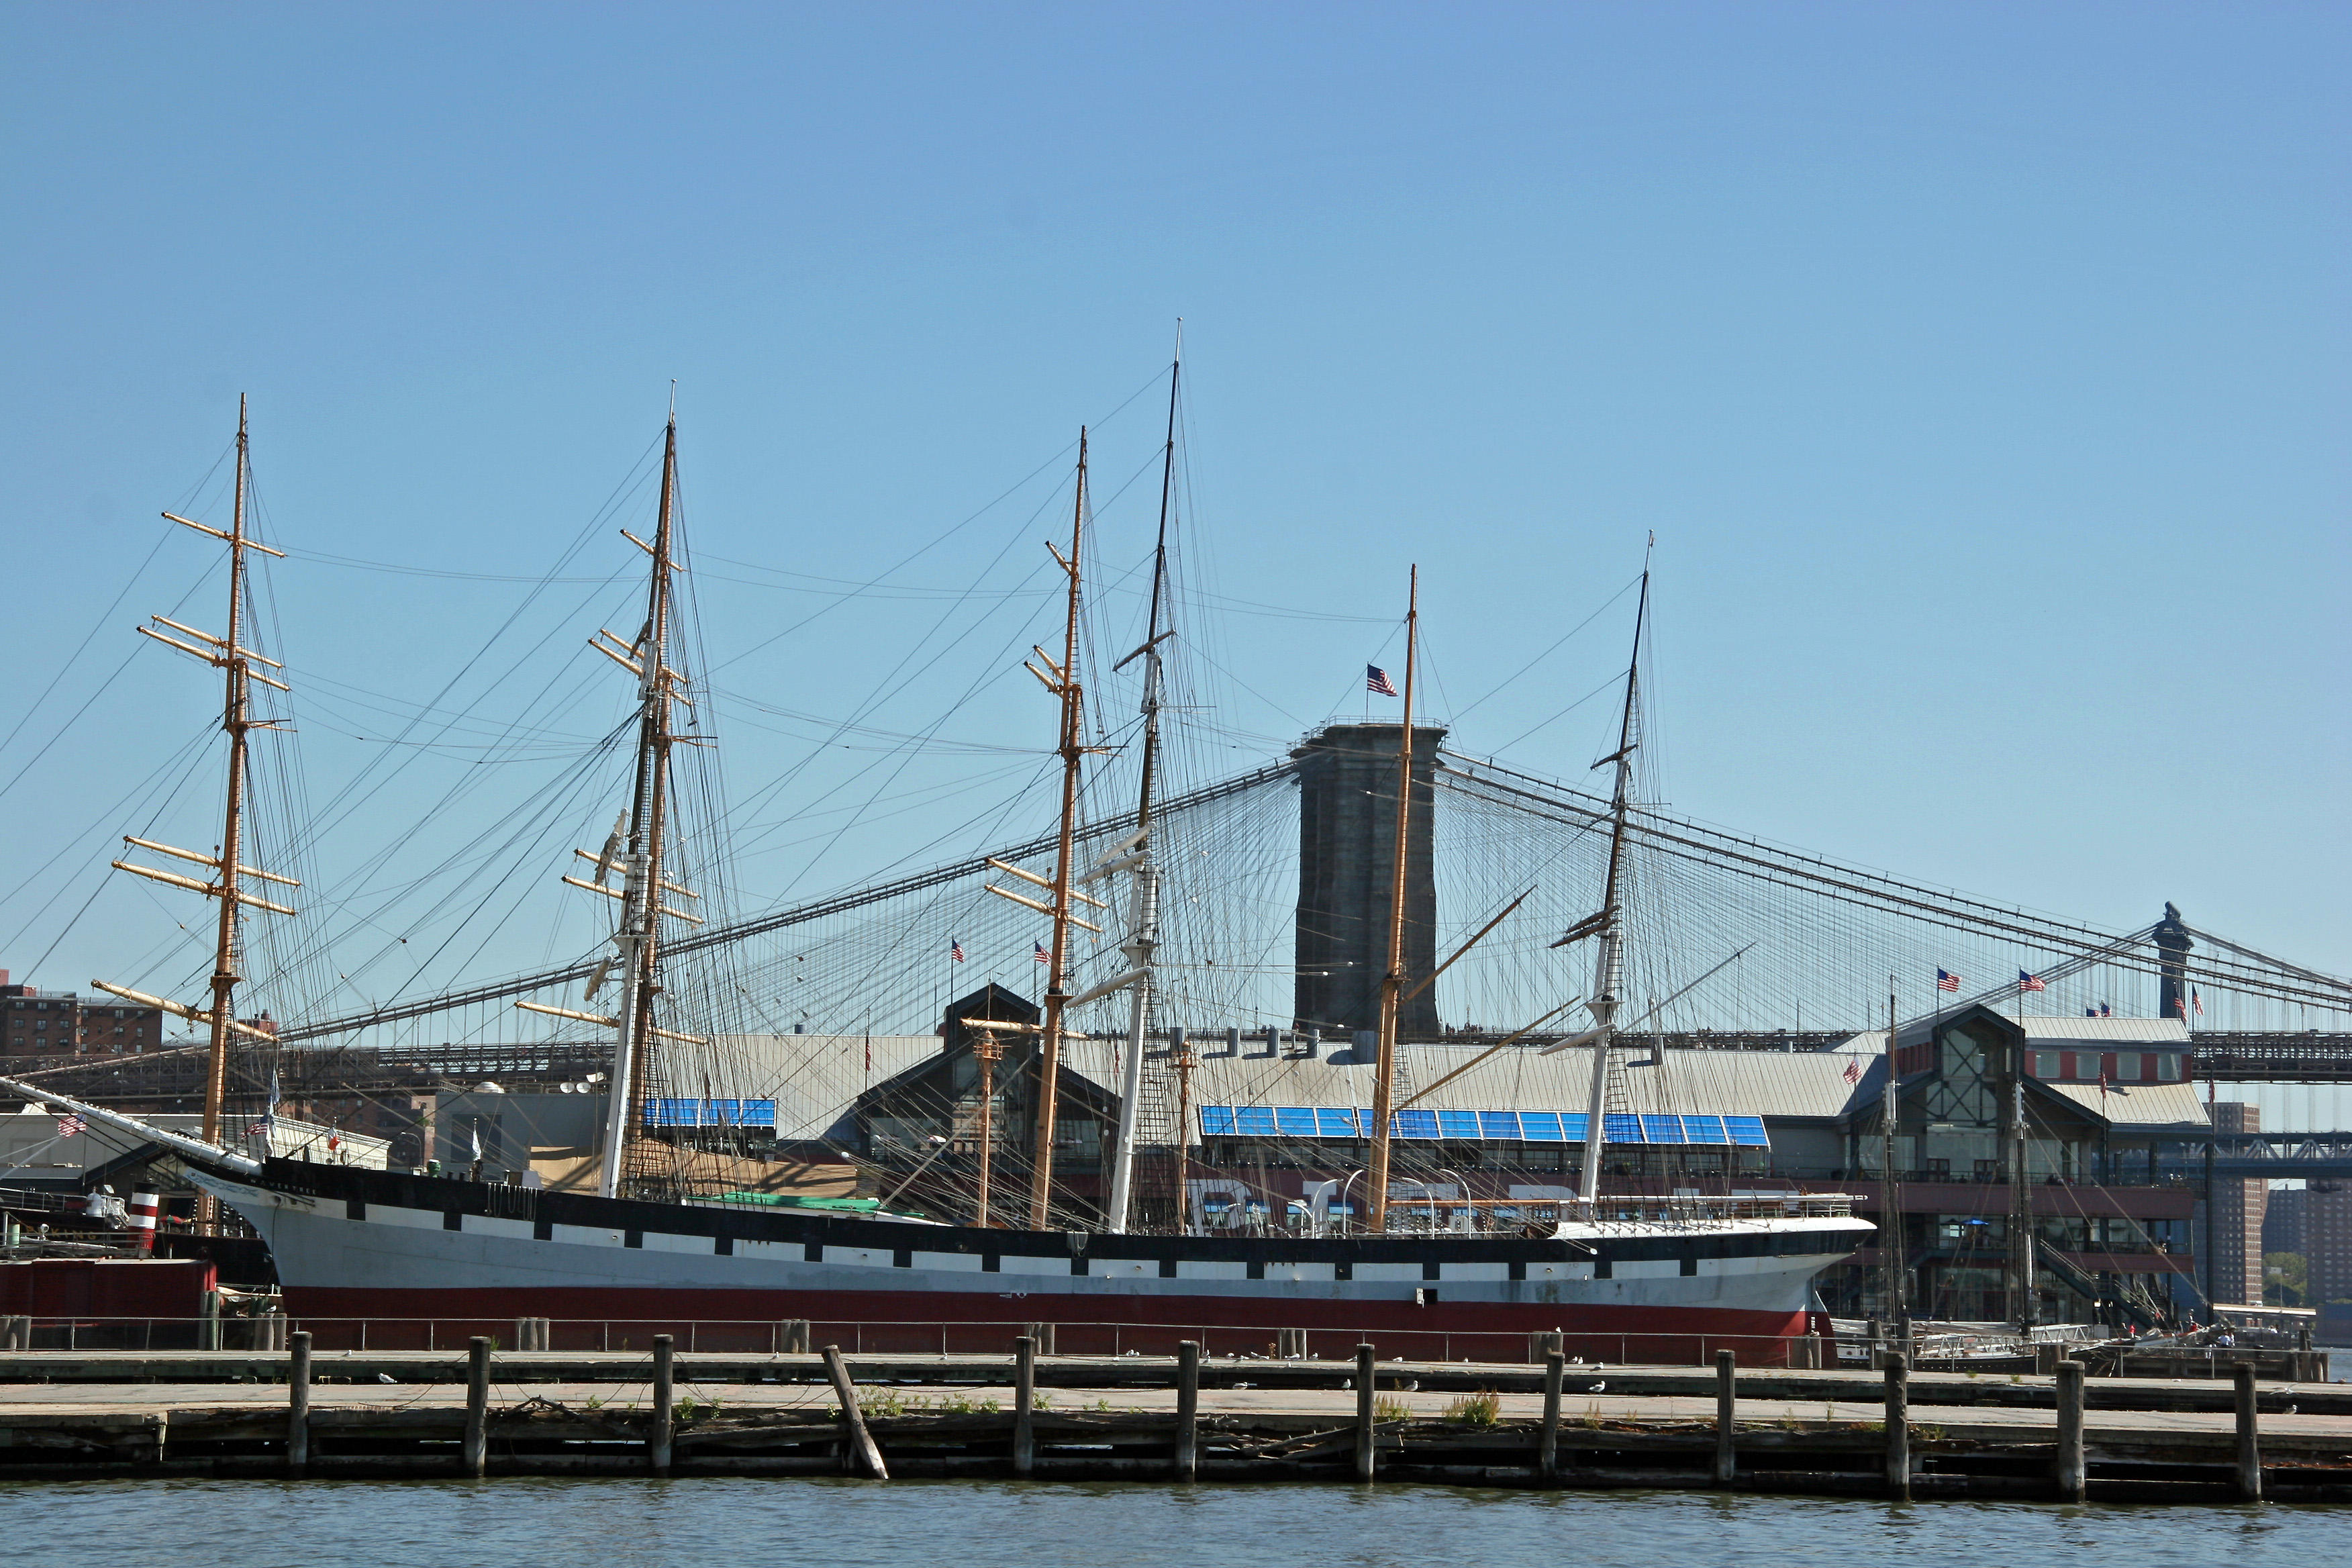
xmin=2033 ymin=1052 xmax=2059 ymax=1079
xmin=2116 ymin=1054 xmax=2141 ymax=1081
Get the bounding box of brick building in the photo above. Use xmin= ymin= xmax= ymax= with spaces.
xmin=0 ymin=969 xmax=164 ymax=1057
xmin=2204 ymin=1101 xmax=2267 ymax=1305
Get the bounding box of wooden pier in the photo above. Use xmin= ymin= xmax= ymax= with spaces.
xmin=3 ymin=1341 xmax=2346 ymax=1502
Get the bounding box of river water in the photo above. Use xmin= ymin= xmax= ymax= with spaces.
xmin=9 ymin=1477 xmax=2348 ymax=1567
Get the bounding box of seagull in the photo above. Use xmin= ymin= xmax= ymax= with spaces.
xmin=1586 ymin=1381 xmax=1607 ymax=1393
xmin=378 ymin=1373 xmax=397 ymax=1384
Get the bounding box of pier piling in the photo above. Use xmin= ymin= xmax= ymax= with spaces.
xmin=1354 ymin=1344 xmax=1377 ymax=1481
xmin=286 ymin=1330 xmax=311 ymax=1477
xmin=1538 ymin=1350 xmax=1563 ymax=1483
xmin=1712 ymin=1349 xmax=1736 ymax=1487
xmin=650 ymin=1334 xmax=674 ymax=1477
xmin=464 ymin=1336 xmax=490 ymax=1479
xmin=1173 ymin=1340 xmax=1199 ymax=1482
xmin=1883 ymin=1351 xmax=1910 ymax=1502
xmin=822 ymin=1344 xmax=888 ymax=1480
xmin=1013 ymin=1335 xmax=1037 ymax=1477
xmin=2233 ymin=1363 xmax=2262 ymax=1502
xmin=2053 ymin=1357 xmax=2085 ymax=1502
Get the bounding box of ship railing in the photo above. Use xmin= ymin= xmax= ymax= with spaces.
xmin=1366 ymin=1191 xmax=1856 ymax=1234
xmin=0 ymin=1313 xmax=1835 ymax=1369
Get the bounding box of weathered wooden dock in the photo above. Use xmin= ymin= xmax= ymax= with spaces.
xmin=3 ymin=1341 xmax=2345 ymax=1502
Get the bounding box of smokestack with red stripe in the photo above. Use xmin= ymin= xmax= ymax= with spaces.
xmin=127 ymin=1191 xmax=160 ymax=1251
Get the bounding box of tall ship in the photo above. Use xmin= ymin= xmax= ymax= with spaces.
xmin=4 ymin=379 xmax=1869 ymax=1361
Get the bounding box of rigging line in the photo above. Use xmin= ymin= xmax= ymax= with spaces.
xmin=1492 ymin=670 xmax=1627 ymax=756
xmin=272 ymin=758 xmax=1300 ymax=1041
xmin=706 ymin=365 xmax=1168 ymax=679
xmin=286 ymin=434 xmax=663 ymax=844
xmin=0 ymin=526 xmax=176 ymax=765
xmin=1452 ymin=573 xmax=1643 ymax=722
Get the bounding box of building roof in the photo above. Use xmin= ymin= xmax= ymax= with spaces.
xmin=718 ymin=1023 xmax=2207 ymax=1145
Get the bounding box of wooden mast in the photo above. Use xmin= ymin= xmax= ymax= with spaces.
xmin=1576 ymin=563 xmax=1649 ymax=1214
xmin=1104 ymin=336 xmax=1179 ymax=1233
xmin=1026 ymin=430 xmax=1091 ymax=1230
xmin=602 ymin=415 xmax=682 ymax=1199
xmin=100 ymin=399 xmax=301 ymax=1214
xmin=201 ymin=397 xmax=256 ymax=1148
xmin=1365 ymin=567 xmax=1420 ymax=1233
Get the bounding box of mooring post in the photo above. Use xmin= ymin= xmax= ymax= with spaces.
xmin=1713 ymin=1349 xmax=1737 ymax=1487
xmin=2233 ymin=1362 xmax=2262 ymax=1503
xmin=2054 ymin=1357 xmax=2086 ymax=1503
xmin=1013 ymin=1334 xmax=1038 ymax=1477
xmin=285 ymin=1330 xmax=312 ymax=1477
xmin=1174 ymin=1340 xmax=1200 ymax=1483
xmin=1883 ymin=1351 xmax=1910 ymax=1501
xmin=1539 ymin=1350 xmax=1563 ymax=1484
xmin=199 ymin=1289 xmax=222 ymax=1353
xmin=650 ymin=1334 xmax=675 ymax=1477
xmin=464 ymin=1334 xmax=491 ymax=1479
xmin=1354 ymin=1342 xmax=1377 ymax=1482
xmin=822 ymin=1344 xmax=889 ymax=1479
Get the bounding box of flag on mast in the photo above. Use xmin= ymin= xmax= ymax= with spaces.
xmin=950 ymin=938 xmax=964 ymax=963
xmin=1034 ymin=941 xmax=1049 ymax=965
xmin=1366 ymin=664 xmax=1398 ymax=697
xmin=1936 ymin=969 xmax=1961 ymax=993
xmin=2018 ymin=970 xmax=2046 ymax=993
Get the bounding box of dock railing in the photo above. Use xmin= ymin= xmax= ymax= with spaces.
xmin=0 ymin=1312 xmax=1830 ymax=1368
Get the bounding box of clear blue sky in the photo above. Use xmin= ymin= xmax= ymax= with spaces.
xmin=2 ymin=3 xmax=2344 ymax=1012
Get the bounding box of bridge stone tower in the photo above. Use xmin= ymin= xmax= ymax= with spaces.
xmin=2155 ymin=901 xmax=2194 ymax=1024
xmin=1292 ymin=722 xmax=1447 ymax=1040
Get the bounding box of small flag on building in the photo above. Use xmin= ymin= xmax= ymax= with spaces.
xmin=2018 ymin=970 xmax=2046 ymax=992
xmin=2098 ymin=1002 xmax=2111 ymax=1018
xmin=1034 ymin=941 xmax=1050 ymax=965
xmin=56 ymin=1114 xmax=85 ymax=1137
xmin=2193 ymin=987 xmax=2204 ymax=1016
xmin=2173 ymin=995 xmax=2188 ymax=1018
xmin=950 ymin=938 xmax=965 ymax=963
xmin=1843 ymin=1059 xmax=1861 ymax=1085
xmin=1937 ymin=968 xmax=1961 ymax=993
xmin=2085 ymin=1008 xmax=2098 ymax=1018
xmin=1366 ymin=664 xmax=1398 ymax=697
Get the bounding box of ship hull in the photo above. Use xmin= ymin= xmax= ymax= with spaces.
xmin=196 ymin=1161 xmax=1867 ymax=1361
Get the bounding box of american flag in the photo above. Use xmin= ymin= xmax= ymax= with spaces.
xmin=56 ymin=1114 xmax=85 ymax=1137
xmin=2018 ymin=970 xmax=2045 ymax=992
xmin=950 ymin=938 xmax=964 ymax=963
xmin=1034 ymin=941 xmax=1049 ymax=965
xmin=1937 ymin=968 xmax=1961 ymax=993
xmin=1366 ymin=664 xmax=1398 ymax=697
xmin=245 ymin=1122 xmax=268 ymax=1138
xmin=2193 ymin=987 xmax=2204 ymax=1016
xmin=1843 ymin=1059 xmax=1861 ymax=1084
xmin=2173 ymin=995 xmax=2188 ymax=1018
xmin=2098 ymin=1001 xmax=2111 ymax=1018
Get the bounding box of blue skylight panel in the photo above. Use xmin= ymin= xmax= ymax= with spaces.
xmin=1561 ymin=1112 xmax=1590 ymax=1142
xmin=1477 ymin=1111 xmax=1524 ymax=1140
xmin=1639 ymin=1114 xmax=1683 ymax=1144
xmin=1233 ymin=1106 xmax=1278 ymax=1136
xmin=1726 ymin=1116 xmax=1770 ymax=1147
xmin=1199 ymin=1106 xmax=1240 ymax=1137
xmin=1314 ymin=1108 xmax=1361 ymax=1137
xmin=1604 ymin=1113 xmax=1645 ymax=1143
xmin=1682 ymin=1115 xmax=1730 ymax=1144
xmin=1519 ymin=1112 xmax=1566 ymax=1141
xmin=1273 ymin=1106 xmax=1319 ymax=1136
xmin=1393 ymin=1109 xmax=1441 ymax=1139
xmin=1436 ymin=1110 xmax=1481 ymax=1140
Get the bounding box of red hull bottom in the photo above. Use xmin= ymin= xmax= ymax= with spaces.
xmin=283 ymin=1285 xmax=1821 ymax=1366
